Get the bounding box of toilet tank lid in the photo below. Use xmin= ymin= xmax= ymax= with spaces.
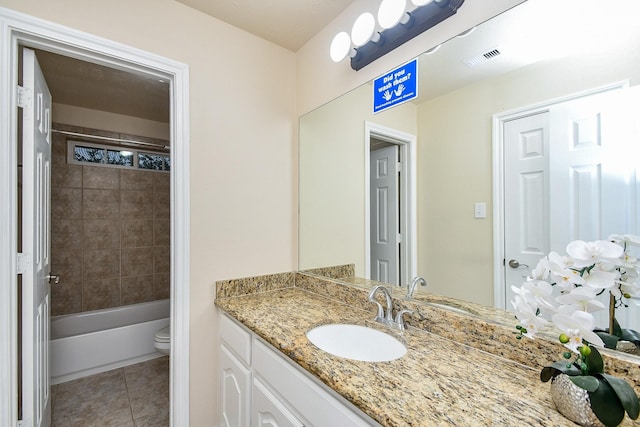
xmin=155 ymin=326 xmax=170 ymax=340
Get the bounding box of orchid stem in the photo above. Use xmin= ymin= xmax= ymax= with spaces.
xmin=609 ymin=292 xmax=615 ymax=336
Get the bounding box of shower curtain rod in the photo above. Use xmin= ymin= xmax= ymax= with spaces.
xmin=51 ymin=129 xmax=170 ymax=151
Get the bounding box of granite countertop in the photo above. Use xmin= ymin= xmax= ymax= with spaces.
xmin=216 ymin=284 xmax=596 ymax=426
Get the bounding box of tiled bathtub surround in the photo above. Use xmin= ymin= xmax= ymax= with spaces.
xmin=51 ymin=123 xmax=170 ymax=316
xmin=216 ymin=270 xmax=640 ymax=425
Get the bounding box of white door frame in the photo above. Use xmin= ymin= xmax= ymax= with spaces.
xmin=492 ymin=81 xmax=628 ymax=309
xmin=364 ymin=121 xmax=417 ymax=286
xmin=0 ymin=8 xmax=191 ymax=426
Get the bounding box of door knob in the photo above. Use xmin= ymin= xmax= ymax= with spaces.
xmin=508 ymin=259 xmax=529 ymax=269
xmin=47 ymin=274 xmax=60 ymax=284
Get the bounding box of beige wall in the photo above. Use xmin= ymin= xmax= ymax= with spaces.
xmin=53 ymin=104 xmax=170 ymax=140
xmin=299 ymin=1 xmax=640 ymax=308
xmin=2 ymin=0 xmax=528 ymax=422
xmin=299 ymin=84 xmax=416 ymax=276
xmin=418 ymin=47 xmax=640 ymax=306
xmin=0 ymin=0 xmax=296 ymax=423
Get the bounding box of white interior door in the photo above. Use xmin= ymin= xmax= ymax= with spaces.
xmin=503 ymin=89 xmax=640 ymax=326
xmin=370 ymin=145 xmax=400 ymax=285
xmin=503 ymin=111 xmax=551 ymax=306
xmin=21 ymin=48 xmax=53 ymax=427
xmin=549 ymin=89 xmax=639 ymax=328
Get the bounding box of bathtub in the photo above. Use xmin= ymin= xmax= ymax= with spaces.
xmin=50 ymin=299 xmax=170 ymax=384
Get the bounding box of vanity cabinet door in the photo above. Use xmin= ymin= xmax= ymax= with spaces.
xmin=220 ymin=344 xmax=251 ymax=427
xmin=252 ymin=378 xmax=304 ymax=427
xmin=253 ymin=339 xmax=377 ymax=427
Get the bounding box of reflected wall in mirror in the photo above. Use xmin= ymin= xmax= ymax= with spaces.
xmin=299 ymin=0 xmax=640 ymax=318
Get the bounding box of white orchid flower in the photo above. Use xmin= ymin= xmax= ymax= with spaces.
xmin=555 ymin=287 xmax=606 ymax=313
xmin=511 ymin=294 xmax=550 ymax=339
xmin=547 ymin=251 xmax=585 ymax=289
xmin=552 ymin=310 xmax=605 ymax=351
xmin=529 ymin=258 xmax=551 ymax=281
xmin=582 ymin=267 xmax=619 ymax=290
xmin=566 ymin=240 xmax=624 ymax=268
xmin=611 ymin=280 xmax=640 ymax=299
xmin=609 ymin=234 xmax=640 ymax=247
xmin=619 ymin=252 xmax=640 ymax=270
xmin=512 ymin=280 xmax=556 ymax=311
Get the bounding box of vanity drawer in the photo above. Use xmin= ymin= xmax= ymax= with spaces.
xmin=219 ymin=312 xmax=251 ymax=366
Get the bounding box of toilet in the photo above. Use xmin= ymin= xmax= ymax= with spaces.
xmin=154 ymin=326 xmax=170 ymax=355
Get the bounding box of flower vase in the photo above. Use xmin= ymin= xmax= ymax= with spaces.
xmin=550 ymin=374 xmax=605 ymax=427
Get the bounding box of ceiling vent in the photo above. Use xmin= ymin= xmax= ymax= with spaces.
xmin=463 ymin=47 xmax=502 ymax=67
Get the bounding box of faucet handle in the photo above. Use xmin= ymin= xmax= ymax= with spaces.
xmin=369 ymin=299 xmax=386 ymax=323
xmin=393 ymin=309 xmax=414 ymax=330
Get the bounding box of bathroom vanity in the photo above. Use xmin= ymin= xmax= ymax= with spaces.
xmin=218 ymin=311 xmax=377 ymax=426
xmin=215 ymin=272 xmax=640 ymax=426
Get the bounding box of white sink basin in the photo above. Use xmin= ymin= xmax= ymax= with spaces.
xmin=306 ymin=324 xmax=407 ymax=362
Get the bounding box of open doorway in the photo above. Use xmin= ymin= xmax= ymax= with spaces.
xmin=1 ymin=10 xmax=190 ymax=427
xmin=365 ymin=122 xmax=417 ymax=287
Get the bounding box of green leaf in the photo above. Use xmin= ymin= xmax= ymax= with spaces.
xmin=588 ymin=378 xmax=625 ymax=427
xmin=613 ymin=318 xmax=623 ymax=338
xmin=569 ymin=375 xmax=599 ymax=392
xmin=540 ymin=362 xmax=580 ymax=382
xmin=601 ymin=373 xmax=640 ymax=420
xmin=595 ymin=331 xmax=621 ymax=349
xmin=585 ymin=345 xmax=604 ymax=375
xmin=620 ymin=328 xmax=640 ymax=345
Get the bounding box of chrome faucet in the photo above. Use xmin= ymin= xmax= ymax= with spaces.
xmin=406 ymin=276 xmax=427 ymax=298
xmin=368 ymin=285 xmax=414 ymax=330
xmin=368 ymin=285 xmax=394 ymax=324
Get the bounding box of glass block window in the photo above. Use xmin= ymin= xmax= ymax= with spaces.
xmin=139 ymin=152 xmax=170 ymax=171
xmin=74 ymin=145 xmax=104 ymax=163
xmin=68 ymin=140 xmax=169 ymax=172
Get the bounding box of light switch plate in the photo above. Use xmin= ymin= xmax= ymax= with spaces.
xmin=474 ymin=202 xmax=486 ymax=219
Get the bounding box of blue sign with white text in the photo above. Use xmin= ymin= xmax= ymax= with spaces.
xmin=373 ymin=59 xmax=418 ymax=114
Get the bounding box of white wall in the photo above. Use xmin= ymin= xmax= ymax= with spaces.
xmin=0 ymin=0 xmax=296 ymax=424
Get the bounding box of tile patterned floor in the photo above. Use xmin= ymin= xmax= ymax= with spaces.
xmin=51 ymin=357 xmax=169 ymax=427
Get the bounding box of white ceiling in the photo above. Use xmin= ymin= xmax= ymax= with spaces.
xmin=174 ymin=0 xmax=355 ymax=51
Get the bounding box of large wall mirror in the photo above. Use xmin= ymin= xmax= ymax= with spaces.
xmin=299 ymin=0 xmax=640 ymax=334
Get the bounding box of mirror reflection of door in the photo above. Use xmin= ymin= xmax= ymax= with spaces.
xmin=503 ymin=88 xmax=640 ymax=329
xmin=370 ymin=142 xmax=400 ymax=285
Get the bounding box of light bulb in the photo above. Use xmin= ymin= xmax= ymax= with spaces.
xmin=378 ymin=0 xmax=407 ymax=29
xmin=330 ymin=32 xmax=351 ymax=62
xmin=351 ymin=12 xmax=376 ymax=47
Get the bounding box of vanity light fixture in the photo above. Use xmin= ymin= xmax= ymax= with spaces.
xmin=351 ymin=12 xmax=380 ymax=47
xmin=330 ymin=0 xmax=465 ymax=71
xmin=378 ymin=0 xmax=410 ymax=29
xmin=330 ymin=31 xmax=353 ymax=62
